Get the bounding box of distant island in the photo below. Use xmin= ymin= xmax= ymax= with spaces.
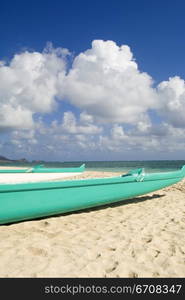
xmin=0 ymin=155 xmax=28 ymax=163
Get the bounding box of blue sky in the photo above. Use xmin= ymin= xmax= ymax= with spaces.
xmin=0 ymin=0 xmax=185 ymax=161
xmin=2 ymin=0 xmax=185 ymax=81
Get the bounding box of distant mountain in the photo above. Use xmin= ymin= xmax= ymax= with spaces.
xmin=0 ymin=155 xmax=12 ymax=162
xmin=0 ymin=156 xmax=28 ymax=163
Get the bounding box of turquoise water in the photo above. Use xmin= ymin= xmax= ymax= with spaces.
xmin=61 ymin=160 xmax=185 ymax=173
xmin=2 ymin=160 xmax=185 ymax=173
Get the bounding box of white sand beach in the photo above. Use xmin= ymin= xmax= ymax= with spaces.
xmin=0 ymin=169 xmax=185 ymax=278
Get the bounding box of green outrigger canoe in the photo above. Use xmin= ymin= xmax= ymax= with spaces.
xmin=0 ymin=164 xmax=85 ymax=173
xmin=0 ymin=166 xmax=185 ymax=225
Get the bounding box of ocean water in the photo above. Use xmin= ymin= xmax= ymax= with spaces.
xmin=3 ymin=160 xmax=185 ymax=173
xmin=80 ymin=160 xmax=185 ymax=173
xmin=52 ymin=160 xmax=185 ymax=173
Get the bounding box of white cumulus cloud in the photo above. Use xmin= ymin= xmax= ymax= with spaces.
xmin=157 ymin=76 xmax=185 ymax=127
xmin=1 ymin=40 xmax=185 ymax=159
xmin=61 ymin=40 xmax=157 ymax=124
xmin=0 ymin=43 xmax=68 ymax=130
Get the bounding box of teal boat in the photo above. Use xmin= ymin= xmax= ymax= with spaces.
xmin=0 ymin=166 xmax=184 ymax=225
xmin=0 ymin=164 xmax=85 ymax=173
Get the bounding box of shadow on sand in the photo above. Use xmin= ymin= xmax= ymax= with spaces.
xmin=66 ymin=192 xmax=166 ymax=215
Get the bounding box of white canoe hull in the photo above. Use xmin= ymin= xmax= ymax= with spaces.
xmin=0 ymin=172 xmax=82 ymax=184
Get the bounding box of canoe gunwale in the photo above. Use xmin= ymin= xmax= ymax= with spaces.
xmin=0 ymin=164 xmax=85 ymax=174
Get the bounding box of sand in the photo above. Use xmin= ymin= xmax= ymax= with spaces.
xmin=0 ymin=169 xmax=185 ymax=278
